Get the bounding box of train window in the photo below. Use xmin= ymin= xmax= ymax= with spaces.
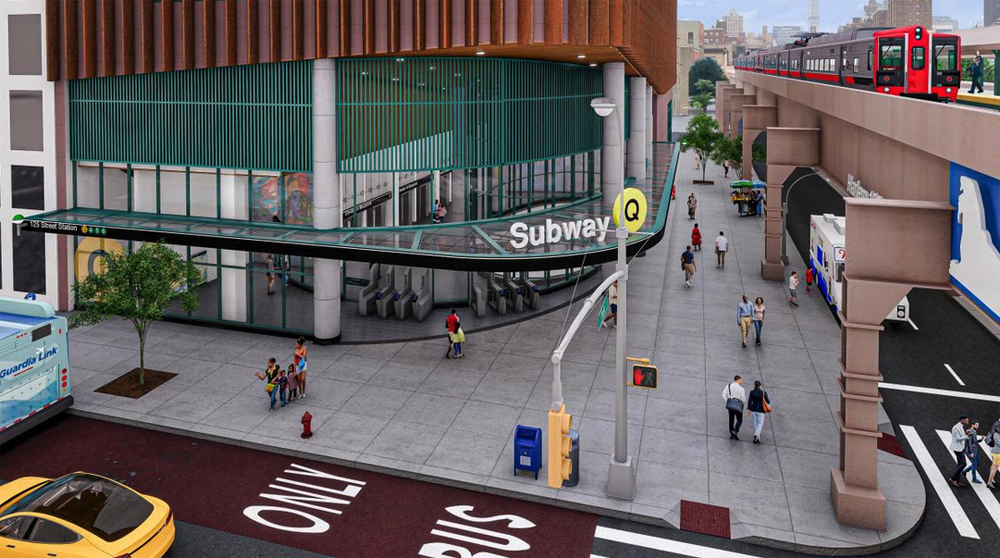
xmin=868 ymin=50 xmax=873 ymax=71
xmin=853 ymin=57 xmax=860 ymax=73
xmin=880 ymin=45 xmax=903 ymax=70
xmin=934 ymin=44 xmax=957 ymax=71
xmin=830 ymin=58 xmax=836 ymax=71
xmin=911 ymin=47 xmax=925 ymax=70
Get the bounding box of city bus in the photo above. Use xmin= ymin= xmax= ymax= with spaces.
xmin=0 ymin=296 xmax=71 ymax=445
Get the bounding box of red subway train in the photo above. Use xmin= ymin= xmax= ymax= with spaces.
xmin=734 ymin=26 xmax=961 ymax=102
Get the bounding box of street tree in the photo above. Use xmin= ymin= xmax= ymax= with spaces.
xmin=690 ymin=93 xmax=713 ymax=114
xmin=680 ymin=114 xmax=723 ymax=182
xmin=711 ymin=135 xmax=768 ymax=179
xmin=689 ymin=57 xmax=726 ymax=95
xmin=694 ymin=79 xmax=717 ymax=97
xmin=71 ymin=242 xmax=203 ymax=386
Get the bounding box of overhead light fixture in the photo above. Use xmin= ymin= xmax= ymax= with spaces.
xmin=589 ymin=63 xmax=597 ymax=67
xmin=429 ymin=66 xmax=435 ymax=70
xmin=476 ymin=51 xmax=486 ymax=56
xmin=392 ymin=77 xmax=400 ymax=81
xmin=577 ymin=54 xmax=586 ymax=59
xmin=396 ymin=58 xmax=404 ymax=62
xmin=361 ymin=71 xmax=368 ymax=75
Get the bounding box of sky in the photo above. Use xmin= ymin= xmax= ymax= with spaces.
xmin=678 ymin=0 xmax=983 ymax=34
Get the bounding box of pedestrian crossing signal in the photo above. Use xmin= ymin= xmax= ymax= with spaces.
xmin=631 ymin=364 xmax=657 ymax=389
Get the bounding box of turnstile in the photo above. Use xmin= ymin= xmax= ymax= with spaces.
xmin=410 ymin=268 xmax=433 ymax=321
xmin=360 ymin=264 xmax=395 ymax=317
xmin=376 ymin=267 xmax=397 ymax=319
xmin=502 ymin=272 xmax=524 ymax=313
xmin=471 ymin=284 xmax=487 ymax=317
xmin=486 ymin=274 xmax=507 ymax=316
xmin=515 ymin=272 xmax=540 ymax=309
xmin=393 ymin=267 xmax=414 ymax=320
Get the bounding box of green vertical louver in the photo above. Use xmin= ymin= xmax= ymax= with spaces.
xmin=336 ymin=57 xmax=604 ymax=173
xmin=69 ymin=61 xmax=313 ymax=172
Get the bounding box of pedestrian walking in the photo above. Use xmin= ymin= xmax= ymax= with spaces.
xmin=603 ymin=281 xmax=619 ymax=328
xmin=756 ymin=191 xmax=764 ymax=217
xmin=962 ymin=420 xmax=984 ymax=483
xmin=715 ymin=231 xmax=728 ymax=268
xmin=752 ymin=297 xmax=766 ymax=346
xmin=788 ymin=271 xmax=800 ymax=306
xmin=737 ymin=294 xmax=754 ymax=348
xmin=287 ymin=363 xmax=299 ymax=401
xmin=266 ymin=254 xmax=276 ymax=295
xmin=687 ymin=193 xmax=698 ymax=220
xmin=681 ymin=245 xmax=697 ymax=288
xmin=294 ymin=336 xmax=308 ymax=399
xmin=970 ymin=54 xmax=985 ymax=94
xmin=746 ymin=381 xmax=772 ymax=444
xmin=446 ymin=309 xmax=464 ymax=358
xmin=949 ymin=416 xmax=971 ymax=487
xmin=255 ymin=358 xmax=280 ymax=412
xmin=805 ymin=268 xmax=814 ymax=294
xmin=691 ymin=223 xmax=702 ymax=252
xmin=723 ymin=375 xmax=747 ymax=440
xmin=277 ymin=369 xmax=289 ymax=407
xmin=987 ymin=421 xmax=1000 ymax=488
xmin=723 ymin=163 xmax=730 ymax=177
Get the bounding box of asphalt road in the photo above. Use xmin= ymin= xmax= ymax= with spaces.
xmin=876 ymin=287 xmax=1000 ymax=556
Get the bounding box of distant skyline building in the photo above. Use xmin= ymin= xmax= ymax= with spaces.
xmin=988 ymin=0 xmax=1000 ymax=27
xmin=933 ymin=15 xmax=961 ymax=32
xmin=772 ymin=25 xmax=802 ymax=46
xmin=724 ymin=9 xmax=744 ymax=38
xmin=810 ymin=0 xmax=820 ymax=32
xmin=888 ymin=0 xmax=932 ymax=28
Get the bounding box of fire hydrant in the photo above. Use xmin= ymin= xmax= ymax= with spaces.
xmin=301 ymin=412 xmax=314 ymax=439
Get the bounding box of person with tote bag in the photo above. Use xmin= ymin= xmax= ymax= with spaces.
xmin=746 ymin=380 xmax=772 ymax=444
xmin=722 ymin=375 xmax=747 ymax=440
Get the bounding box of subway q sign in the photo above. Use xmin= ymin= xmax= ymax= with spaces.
xmin=507 ymin=189 xmax=648 ymax=250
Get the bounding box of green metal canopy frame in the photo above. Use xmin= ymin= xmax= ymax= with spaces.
xmin=25 ymin=145 xmax=678 ymax=272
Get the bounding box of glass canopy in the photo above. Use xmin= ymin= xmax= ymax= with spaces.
xmin=24 ymin=144 xmax=676 ymax=272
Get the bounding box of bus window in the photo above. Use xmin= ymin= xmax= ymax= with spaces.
xmin=934 ymin=43 xmax=957 ymax=71
xmin=880 ymin=44 xmax=903 ymax=70
xmin=911 ymin=46 xmax=925 ymax=70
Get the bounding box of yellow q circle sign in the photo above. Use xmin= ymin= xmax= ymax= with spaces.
xmin=612 ymin=187 xmax=648 ymax=233
xmin=75 ymin=236 xmax=125 ymax=282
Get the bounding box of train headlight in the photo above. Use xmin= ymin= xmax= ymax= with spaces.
xmin=883 ymin=87 xmax=890 ymax=93
xmin=946 ymin=87 xmax=952 ymax=94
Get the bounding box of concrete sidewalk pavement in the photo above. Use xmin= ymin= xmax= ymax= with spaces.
xmin=65 ymin=150 xmax=924 ymax=555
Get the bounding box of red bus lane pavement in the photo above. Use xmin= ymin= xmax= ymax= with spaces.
xmin=0 ymin=416 xmax=598 ymax=557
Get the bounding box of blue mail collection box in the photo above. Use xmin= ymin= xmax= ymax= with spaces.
xmin=514 ymin=425 xmax=542 ymax=479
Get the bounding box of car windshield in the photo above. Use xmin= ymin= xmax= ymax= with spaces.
xmin=2 ymin=474 xmax=153 ymax=542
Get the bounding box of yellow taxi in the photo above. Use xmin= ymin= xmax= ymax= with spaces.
xmin=0 ymin=473 xmax=174 ymax=557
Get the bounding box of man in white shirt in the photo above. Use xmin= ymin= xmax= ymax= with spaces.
xmin=722 ymin=375 xmax=747 ymax=440
xmin=715 ymin=231 xmax=729 ymax=268
xmin=949 ymin=416 xmax=971 ymax=487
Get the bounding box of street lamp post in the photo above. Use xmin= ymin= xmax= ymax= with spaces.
xmin=591 ymin=97 xmax=637 ymax=500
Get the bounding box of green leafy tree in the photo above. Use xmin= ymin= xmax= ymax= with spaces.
xmin=690 ymin=93 xmax=713 ymax=114
xmin=71 ymin=242 xmax=203 ymax=385
xmin=689 ymin=57 xmax=726 ymax=95
xmin=680 ymin=114 xmax=723 ymax=181
xmin=710 ymin=135 xmax=769 ymax=179
xmin=694 ymin=79 xmax=717 ymax=97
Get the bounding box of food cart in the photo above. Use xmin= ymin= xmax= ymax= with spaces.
xmin=729 ymin=180 xmax=766 ymax=216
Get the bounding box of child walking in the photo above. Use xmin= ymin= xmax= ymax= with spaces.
xmin=287 ymin=364 xmax=299 ymax=401
xmin=277 ymin=369 xmax=289 ymax=407
xmin=805 ymin=268 xmax=814 ymax=294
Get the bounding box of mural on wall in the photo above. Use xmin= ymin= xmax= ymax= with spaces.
xmin=251 ymin=173 xmax=313 ymax=225
xmin=950 ymin=163 xmax=1000 ymax=324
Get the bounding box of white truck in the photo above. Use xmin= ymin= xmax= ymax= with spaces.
xmin=808 ymin=214 xmax=910 ymax=328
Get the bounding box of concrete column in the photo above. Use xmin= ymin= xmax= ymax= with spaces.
xmin=652 ymin=93 xmax=671 ymax=142
xmin=832 ymin=199 xmax=952 ymax=530
xmin=602 ymin=63 xmax=625 ymax=212
xmin=627 ymin=77 xmax=647 ymax=180
xmin=760 ymin=127 xmax=820 ymax=281
xmin=742 ymin=105 xmax=777 ymax=184
xmin=646 ymin=85 xmax=654 ymax=163
xmin=313 ymin=58 xmax=342 ymax=344
xmin=220 ymin=171 xmax=248 ymax=322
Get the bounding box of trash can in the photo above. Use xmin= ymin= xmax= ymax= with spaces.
xmin=513 ymin=425 xmax=542 ymax=479
xmin=564 ymin=429 xmax=580 ymax=487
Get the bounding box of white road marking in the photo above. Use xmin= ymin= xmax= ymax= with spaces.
xmin=935 ymin=429 xmax=1000 ymax=532
xmin=593 ymin=526 xmax=760 ymax=558
xmin=899 ymin=425 xmax=979 ymax=539
xmin=907 ymin=317 xmax=919 ymax=330
xmin=879 ymin=383 xmax=1000 ymax=403
xmin=944 ymin=364 xmax=966 ymax=386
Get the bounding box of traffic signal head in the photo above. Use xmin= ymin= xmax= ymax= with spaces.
xmin=632 ymin=364 xmax=658 ymax=389
xmin=547 ymin=403 xmax=574 ymax=488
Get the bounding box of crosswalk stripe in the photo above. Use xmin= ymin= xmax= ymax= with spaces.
xmin=878 ymin=382 xmax=1000 ymax=403
xmin=593 ymin=526 xmax=760 ymax=558
xmin=899 ymin=425 xmax=979 ymax=539
xmin=934 ymin=429 xmax=1000 ymax=532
